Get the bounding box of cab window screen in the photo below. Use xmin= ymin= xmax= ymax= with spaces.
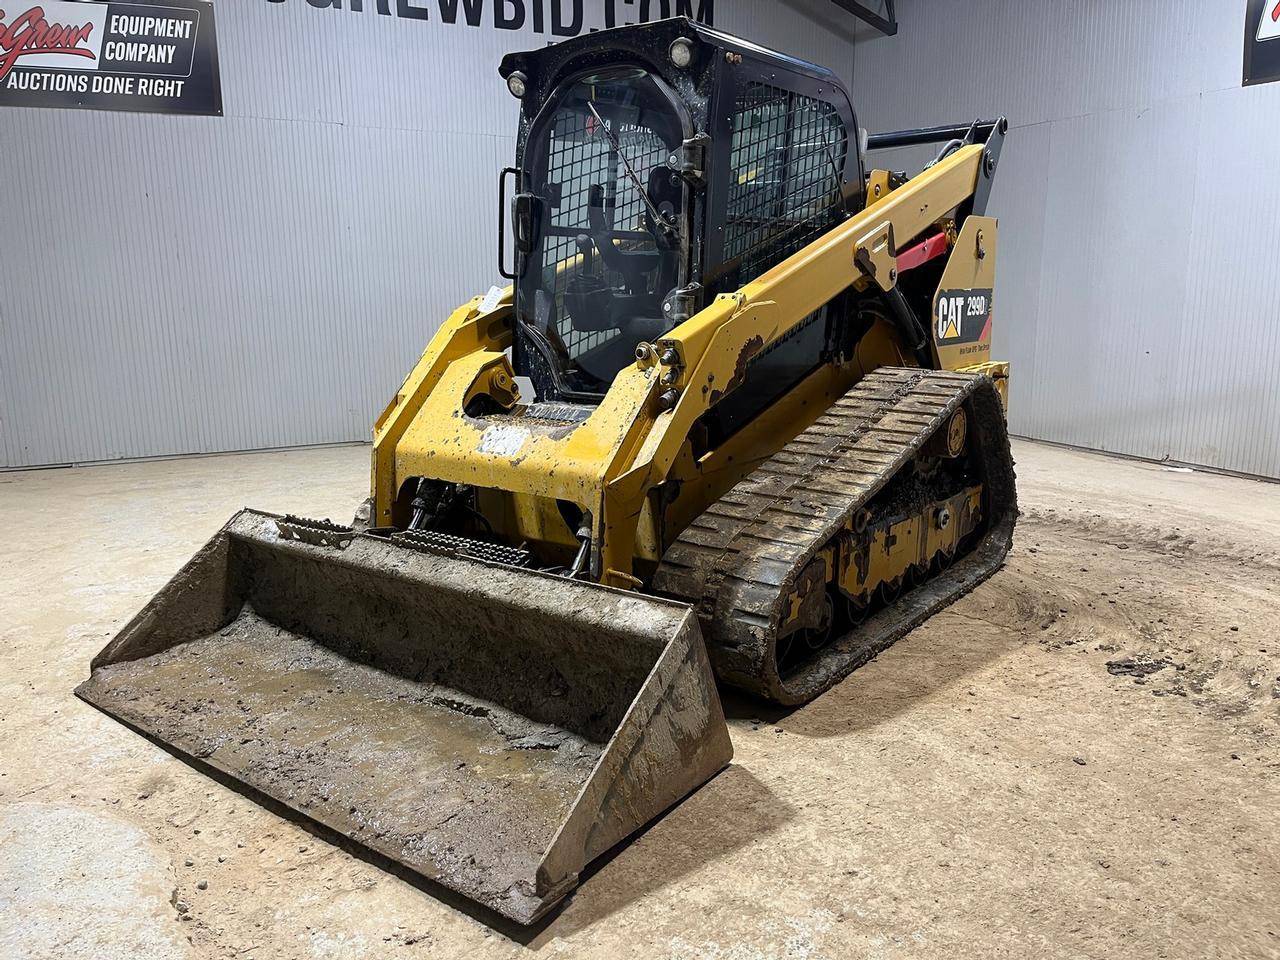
xmin=543 ymin=108 xmax=669 ymax=360
xmin=724 ymin=83 xmax=848 ymax=286
xmin=519 ymin=68 xmax=685 ymax=394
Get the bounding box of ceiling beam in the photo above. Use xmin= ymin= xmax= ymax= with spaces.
xmin=829 ymin=0 xmax=898 ymax=36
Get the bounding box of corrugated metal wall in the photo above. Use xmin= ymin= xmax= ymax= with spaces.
xmin=854 ymin=0 xmax=1280 ymax=479
xmin=1 ymin=0 xmax=859 ymax=468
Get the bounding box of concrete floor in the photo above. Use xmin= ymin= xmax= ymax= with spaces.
xmin=2 ymin=440 xmax=1278 ymax=959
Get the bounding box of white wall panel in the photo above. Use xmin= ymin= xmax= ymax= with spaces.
xmin=1172 ymin=82 xmax=1280 ymax=478
xmin=1 ymin=109 xmax=507 ymax=464
xmin=856 ymin=0 xmax=1280 ymax=478
xmin=2 ymin=0 xmax=857 ymax=467
xmin=1027 ymin=101 xmax=1201 ymax=459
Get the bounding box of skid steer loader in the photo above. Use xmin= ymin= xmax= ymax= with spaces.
xmin=77 ymin=19 xmax=1016 ymax=924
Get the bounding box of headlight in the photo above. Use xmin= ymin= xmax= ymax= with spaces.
xmin=506 ymin=71 xmax=528 ymax=99
xmin=669 ymin=38 xmax=694 ymax=69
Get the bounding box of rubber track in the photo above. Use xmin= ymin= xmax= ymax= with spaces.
xmin=653 ymin=367 xmax=1017 ymax=705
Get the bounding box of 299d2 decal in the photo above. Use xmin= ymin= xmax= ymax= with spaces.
xmin=935 ymin=288 xmax=993 ymax=346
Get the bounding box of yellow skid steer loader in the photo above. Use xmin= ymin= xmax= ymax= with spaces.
xmin=78 ymin=19 xmax=1016 ymax=924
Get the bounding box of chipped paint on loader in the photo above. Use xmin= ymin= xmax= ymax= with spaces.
xmin=75 ymin=510 xmax=733 ymax=924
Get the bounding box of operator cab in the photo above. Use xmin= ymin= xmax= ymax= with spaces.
xmin=513 ymin=68 xmax=692 ymax=397
xmin=499 ymin=18 xmax=863 ymax=405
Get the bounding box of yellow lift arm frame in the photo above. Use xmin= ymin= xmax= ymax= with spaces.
xmin=372 ymin=143 xmax=997 ymax=587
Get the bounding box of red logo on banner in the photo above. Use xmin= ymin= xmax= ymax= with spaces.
xmin=0 ymin=6 xmax=98 ymax=84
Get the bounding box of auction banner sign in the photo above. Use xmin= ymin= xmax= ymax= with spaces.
xmin=1245 ymin=0 xmax=1280 ymax=85
xmin=0 ymin=0 xmax=222 ymax=114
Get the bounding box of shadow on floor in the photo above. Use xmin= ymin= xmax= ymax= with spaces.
xmin=720 ymin=574 xmax=1032 ymax=739
xmin=524 ymin=765 xmax=792 ymax=946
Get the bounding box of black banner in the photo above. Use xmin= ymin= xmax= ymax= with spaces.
xmin=1244 ymin=0 xmax=1280 ymax=86
xmin=0 ymin=0 xmax=222 ymax=114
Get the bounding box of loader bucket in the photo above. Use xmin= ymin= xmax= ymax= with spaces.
xmin=75 ymin=509 xmax=732 ymax=924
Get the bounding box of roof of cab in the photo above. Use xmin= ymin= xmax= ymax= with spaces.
xmin=498 ymin=16 xmax=841 ymax=87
